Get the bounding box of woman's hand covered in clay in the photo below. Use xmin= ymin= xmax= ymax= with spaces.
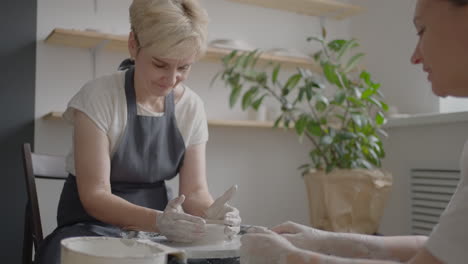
xmin=157 ymin=195 xmax=206 ymax=243
xmin=203 ymin=185 xmax=242 ymax=239
xmin=272 ymin=221 xmax=330 ymax=252
xmin=240 ymin=226 xmax=310 ymax=264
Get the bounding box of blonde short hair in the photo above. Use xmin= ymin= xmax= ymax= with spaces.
xmin=130 ymin=0 xmax=209 ymax=59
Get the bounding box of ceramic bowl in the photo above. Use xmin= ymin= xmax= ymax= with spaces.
xmin=61 ymin=237 xmax=170 ymax=264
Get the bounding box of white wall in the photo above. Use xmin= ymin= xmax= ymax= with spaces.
xmin=35 ymin=0 xmax=350 ymax=236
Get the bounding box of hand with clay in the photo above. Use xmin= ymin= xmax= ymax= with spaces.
xmin=272 ymin=221 xmax=397 ymax=260
xmin=156 ymin=195 xmax=207 ymax=243
xmin=272 ymin=221 xmax=331 ymax=253
xmin=203 ymin=185 xmax=241 ymax=239
xmin=240 ymin=226 xmax=318 ymax=264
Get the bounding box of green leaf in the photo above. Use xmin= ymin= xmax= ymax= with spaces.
xmin=339 ymin=73 xmax=351 ymax=89
xmin=298 ymin=164 xmax=311 ymax=175
xmin=250 ymin=50 xmax=262 ymax=69
xmin=242 ymin=50 xmax=256 ymax=68
xmin=233 ymin=53 xmax=247 ymax=68
xmin=243 ymin=70 xmax=258 ymax=82
xmin=368 ymin=149 xmax=380 ymax=166
xmin=309 ymin=150 xmax=321 ymax=167
xmin=361 ymin=88 xmax=374 ymax=99
xmin=368 ymin=97 xmax=382 ymax=108
xmin=295 ymin=115 xmax=308 ymax=136
xmin=322 ymin=63 xmax=342 ymax=88
xmin=272 ymin=64 xmax=281 ymax=84
xmin=336 ymin=131 xmax=356 ymax=140
xmin=345 ymin=53 xmax=365 ymax=72
xmin=348 ymin=96 xmax=365 ymax=108
xmin=322 ymin=27 xmax=327 ymax=39
xmin=252 ymin=94 xmax=268 ymax=110
xmin=297 ymin=88 xmax=305 ymax=102
xmin=320 ymin=117 xmax=327 ymax=124
xmin=222 ymin=50 xmax=238 ymax=65
xmin=358 ymin=159 xmax=373 ymax=169
xmin=360 ymin=71 xmax=371 ymax=86
xmin=305 ymin=85 xmax=314 ymax=101
xmin=273 ymin=115 xmax=283 ymax=128
xmin=210 ymin=71 xmax=221 ymax=88
xmin=298 ymin=68 xmax=313 ymax=78
xmin=333 ymin=91 xmax=346 ymax=105
xmin=307 ymin=121 xmax=323 ymax=137
xmin=337 ymin=39 xmax=359 ymax=60
xmin=283 ymin=74 xmax=302 ymax=96
xmin=284 ymin=118 xmax=291 ymax=129
xmin=375 ymin=112 xmax=386 ymax=125
xmin=229 ymin=84 xmax=242 ymax=108
xmin=241 ymin=87 xmax=258 ymax=110
xmin=380 ymin=101 xmax=389 ymax=112
xmin=351 ymin=114 xmax=364 ymax=127
xmin=335 ymin=114 xmax=345 ymax=121
xmin=256 ymin=72 xmax=268 ymax=84
xmin=315 ymin=95 xmax=329 ymax=112
xmin=307 ymin=36 xmax=324 ymax=43
xmin=228 ymin=73 xmax=241 ymax=86
xmin=327 ymin=39 xmax=347 ymax=52
xmin=316 ymin=101 xmax=327 ymax=112
xmin=372 ymin=82 xmax=382 ymax=91
xmin=379 ymin=142 xmax=386 ymax=157
xmin=313 ymin=51 xmax=323 ymax=62
xmin=370 ymin=142 xmax=382 ymax=156
xmin=353 ymin=87 xmax=362 ymax=98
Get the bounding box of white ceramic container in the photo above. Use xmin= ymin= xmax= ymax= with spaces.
xmin=61 ymin=236 xmax=185 ymax=264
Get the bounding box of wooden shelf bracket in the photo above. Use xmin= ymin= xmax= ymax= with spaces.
xmin=90 ymin=39 xmax=110 ymax=79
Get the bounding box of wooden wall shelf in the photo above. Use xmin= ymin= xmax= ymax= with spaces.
xmin=228 ymin=0 xmax=363 ymax=19
xmin=44 ymin=28 xmax=320 ymax=71
xmin=42 ymin=112 xmax=289 ymax=129
xmin=43 ymin=112 xmax=64 ymax=121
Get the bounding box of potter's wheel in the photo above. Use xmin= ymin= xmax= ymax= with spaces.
xmin=153 ymin=236 xmax=241 ymax=259
xmin=131 ymin=232 xmax=240 ymax=259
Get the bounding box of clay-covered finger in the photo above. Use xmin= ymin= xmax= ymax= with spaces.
xmin=171 ymin=212 xmax=206 ymax=225
xmin=271 ymin=221 xmax=299 ymax=234
xmin=224 ymin=215 xmax=241 ymax=227
xmin=167 ymin=195 xmax=185 ymax=210
xmin=212 ymin=185 xmax=238 ymax=209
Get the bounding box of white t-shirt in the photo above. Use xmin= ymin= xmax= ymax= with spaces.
xmin=63 ymin=70 xmax=209 ymax=176
xmin=426 ymin=140 xmax=468 ymax=264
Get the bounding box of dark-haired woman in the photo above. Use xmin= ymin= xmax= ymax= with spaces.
xmin=240 ymin=0 xmax=468 ymax=263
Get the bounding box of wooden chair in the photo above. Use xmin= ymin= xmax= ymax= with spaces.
xmin=21 ymin=143 xmax=67 ymax=264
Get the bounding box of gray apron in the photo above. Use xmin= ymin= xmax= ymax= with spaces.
xmin=35 ymin=67 xmax=186 ymax=264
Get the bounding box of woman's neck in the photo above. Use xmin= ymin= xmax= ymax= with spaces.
xmin=133 ymin=79 xmax=184 ymax=113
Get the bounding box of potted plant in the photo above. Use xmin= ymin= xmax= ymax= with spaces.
xmin=212 ymin=28 xmax=393 ymax=234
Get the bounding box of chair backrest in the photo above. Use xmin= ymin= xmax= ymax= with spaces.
xmin=21 ymin=143 xmax=67 ymax=264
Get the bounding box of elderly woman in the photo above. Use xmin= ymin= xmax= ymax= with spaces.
xmin=241 ymin=0 xmax=468 ymax=263
xmin=35 ymin=0 xmax=241 ymax=263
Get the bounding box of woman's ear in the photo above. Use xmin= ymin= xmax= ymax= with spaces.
xmin=128 ymin=31 xmax=138 ymax=59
